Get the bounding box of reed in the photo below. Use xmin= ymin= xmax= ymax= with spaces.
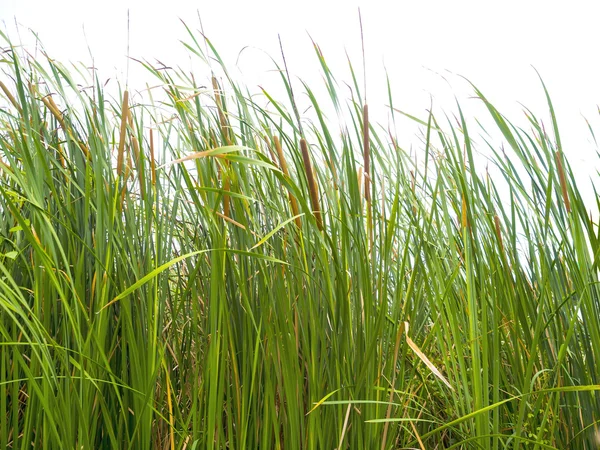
xmin=0 ymin=27 xmax=598 ymax=450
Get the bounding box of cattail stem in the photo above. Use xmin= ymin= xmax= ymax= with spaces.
xmin=357 ymin=167 xmax=364 ymax=201
xmin=300 ymin=138 xmax=322 ymax=230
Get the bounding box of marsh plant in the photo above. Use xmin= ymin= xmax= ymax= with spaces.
xmin=0 ymin=25 xmax=599 ymax=449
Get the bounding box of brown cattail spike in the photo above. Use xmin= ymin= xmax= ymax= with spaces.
xmin=300 ymin=138 xmax=322 ymax=230
xmin=127 ymin=112 xmax=144 ymax=199
xmin=116 ymin=91 xmax=129 ymax=176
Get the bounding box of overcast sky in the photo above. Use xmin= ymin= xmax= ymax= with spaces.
xmin=1 ymin=0 xmax=599 ymax=181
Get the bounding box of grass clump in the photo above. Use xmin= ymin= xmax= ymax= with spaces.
xmin=0 ymin=26 xmax=599 ymax=449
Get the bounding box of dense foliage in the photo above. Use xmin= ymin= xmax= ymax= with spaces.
xmin=0 ymin=28 xmax=599 ymax=449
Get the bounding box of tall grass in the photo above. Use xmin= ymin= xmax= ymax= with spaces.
xmin=0 ymin=27 xmax=599 ymax=449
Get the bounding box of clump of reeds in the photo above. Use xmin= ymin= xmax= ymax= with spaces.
xmin=0 ymin=26 xmax=599 ymax=450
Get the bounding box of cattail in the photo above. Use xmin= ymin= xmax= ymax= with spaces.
xmin=461 ymin=195 xmax=468 ymax=230
xmin=127 ymin=113 xmax=140 ymax=163
xmin=120 ymin=152 xmax=133 ymax=209
xmin=274 ymin=136 xmax=302 ymax=228
xmin=127 ymin=111 xmax=145 ymax=199
xmin=300 ymin=138 xmax=322 ymax=230
xmin=554 ymin=150 xmax=571 ymax=213
xmin=494 ymin=214 xmax=504 ymax=253
xmin=116 ymin=91 xmax=129 ymax=176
